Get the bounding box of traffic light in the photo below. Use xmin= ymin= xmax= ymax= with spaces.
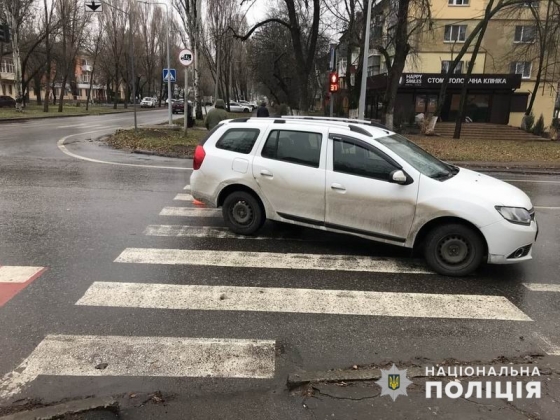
xmin=329 ymin=72 xmax=339 ymax=92
xmin=0 ymin=24 xmax=10 ymax=43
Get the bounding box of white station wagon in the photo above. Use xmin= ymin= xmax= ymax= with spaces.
xmin=190 ymin=116 xmax=538 ymax=276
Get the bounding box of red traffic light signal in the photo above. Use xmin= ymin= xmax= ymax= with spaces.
xmin=329 ymin=72 xmax=339 ymax=92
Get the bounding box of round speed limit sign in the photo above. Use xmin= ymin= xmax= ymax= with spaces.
xmin=179 ymin=49 xmax=194 ymax=67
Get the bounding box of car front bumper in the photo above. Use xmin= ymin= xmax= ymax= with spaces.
xmin=481 ymin=218 xmax=538 ymax=264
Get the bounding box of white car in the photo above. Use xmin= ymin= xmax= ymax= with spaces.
xmin=140 ymin=97 xmax=156 ymax=108
xmin=190 ymin=117 xmax=538 ymax=276
xmin=228 ymin=101 xmax=252 ymax=113
xmin=239 ymin=100 xmax=256 ymax=110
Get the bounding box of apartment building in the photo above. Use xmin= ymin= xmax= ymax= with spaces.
xmin=362 ymin=0 xmax=559 ymax=126
xmin=0 ymin=56 xmax=112 ymax=103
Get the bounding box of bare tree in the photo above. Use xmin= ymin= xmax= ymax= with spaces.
xmin=233 ymin=0 xmax=321 ymax=111
xmin=43 ymin=0 xmax=57 ymax=111
xmin=56 ymin=0 xmax=89 ymax=111
xmin=2 ymin=0 xmax=34 ymax=100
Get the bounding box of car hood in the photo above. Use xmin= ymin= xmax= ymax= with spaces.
xmin=444 ymin=168 xmax=533 ymax=209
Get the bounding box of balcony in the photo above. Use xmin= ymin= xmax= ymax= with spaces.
xmin=81 ymin=64 xmax=92 ymax=72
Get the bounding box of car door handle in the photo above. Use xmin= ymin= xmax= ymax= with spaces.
xmin=260 ymin=170 xmax=273 ymax=177
xmin=331 ymin=183 xmax=346 ymax=191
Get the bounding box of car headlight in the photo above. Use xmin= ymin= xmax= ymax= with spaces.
xmin=495 ymin=206 xmax=532 ymax=226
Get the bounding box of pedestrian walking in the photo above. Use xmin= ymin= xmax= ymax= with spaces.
xmin=204 ymin=99 xmax=228 ymax=130
xmin=256 ymin=102 xmax=270 ymax=118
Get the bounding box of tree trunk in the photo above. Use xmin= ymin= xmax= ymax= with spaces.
xmin=6 ymin=9 xmax=23 ymax=101
xmin=453 ymin=0 xmax=493 ymax=139
xmin=34 ymin=75 xmax=42 ymax=105
xmin=58 ymin=75 xmax=67 ymax=112
xmin=382 ymin=0 xmax=411 ymax=130
xmin=522 ymin=0 xmax=552 ymax=127
xmin=113 ymin=65 xmax=119 ymax=109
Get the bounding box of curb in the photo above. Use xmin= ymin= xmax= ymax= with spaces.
xmin=0 ymin=108 xmax=156 ymax=124
xmin=0 ymin=397 xmax=118 ymax=420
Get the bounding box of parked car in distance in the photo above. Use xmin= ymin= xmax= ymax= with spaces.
xmin=190 ymin=116 xmax=538 ymax=277
xmin=172 ymin=100 xmax=184 ymax=114
xmin=0 ymin=96 xmax=16 ymax=108
xmin=239 ymin=100 xmax=256 ymax=111
xmin=228 ymin=101 xmax=252 ymax=113
xmin=140 ymin=97 xmax=156 ymax=108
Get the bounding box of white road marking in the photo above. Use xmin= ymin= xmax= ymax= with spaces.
xmin=534 ymin=206 xmax=560 ymax=210
xmin=159 ymin=207 xmax=221 ymax=217
xmin=184 ymin=184 xmax=191 ymax=190
xmin=523 ymin=283 xmax=560 ymax=292
xmin=57 ymin=130 xmax=192 ymax=170
xmin=0 ymin=266 xmax=44 ymax=283
xmin=0 ymin=334 xmax=275 ymax=400
xmin=174 ymin=193 xmax=193 ymax=201
xmin=78 ymin=282 xmax=532 ymax=322
xmin=534 ymin=333 xmax=560 ymax=356
xmin=114 ymin=248 xmax=432 ymax=274
xmin=57 ymin=124 xmax=87 ymax=128
xmin=143 ymin=225 xmax=299 ymax=240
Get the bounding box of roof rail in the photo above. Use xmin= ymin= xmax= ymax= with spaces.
xmin=280 ymin=115 xmax=389 ymax=130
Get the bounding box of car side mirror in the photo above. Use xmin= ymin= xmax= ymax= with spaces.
xmin=390 ymin=170 xmax=409 ymax=185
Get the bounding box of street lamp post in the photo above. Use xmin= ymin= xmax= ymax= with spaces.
xmin=139 ymin=0 xmax=172 ymax=125
xmin=358 ymin=0 xmax=373 ymax=120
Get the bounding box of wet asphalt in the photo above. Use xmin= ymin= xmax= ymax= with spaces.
xmin=0 ymin=110 xmax=559 ymax=417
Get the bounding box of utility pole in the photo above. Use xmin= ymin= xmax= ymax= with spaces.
xmin=358 ymin=0 xmax=373 ymax=120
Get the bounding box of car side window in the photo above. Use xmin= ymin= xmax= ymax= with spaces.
xmin=333 ymin=138 xmax=398 ymax=181
xmin=261 ymin=130 xmax=322 ymax=168
xmin=215 ymin=128 xmax=260 ymax=154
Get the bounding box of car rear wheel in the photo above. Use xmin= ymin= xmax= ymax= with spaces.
xmin=222 ymin=191 xmax=264 ymax=235
xmin=243 ymin=108 xmax=250 ymax=113
xmin=423 ymin=223 xmax=484 ymax=276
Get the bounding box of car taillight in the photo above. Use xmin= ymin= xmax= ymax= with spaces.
xmin=193 ymin=145 xmax=206 ymax=170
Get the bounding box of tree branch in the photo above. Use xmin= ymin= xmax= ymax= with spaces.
xmin=229 ymin=18 xmax=291 ymax=41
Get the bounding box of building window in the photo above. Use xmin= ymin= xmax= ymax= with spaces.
xmin=1 ymin=59 xmax=14 ymax=74
xmin=368 ymin=56 xmax=381 ymax=76
xmin=441 ymin=60 xmax=464 ymax=74
xmin=444 ymin=25 xmax=467 ymax=42
xmin=511 ymin=61 xmax=532 ymax=79
xmin=514 ymin=26 xmax=536 ymax=43
xmin=448 ymin=0 xmax=469 ymax=5
xmin=81 ymin=74 xmax=90 ymax=83
xmin=8 ymin=85 xmax=13 ymax=95
xmin=371 ymin=15 xmax=384 ymax=39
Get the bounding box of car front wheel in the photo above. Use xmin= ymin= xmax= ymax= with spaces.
xmin=423 ymin=223 xmax=484 ymax=276
xmin=222 ymin=191 xmax=264 ymax=235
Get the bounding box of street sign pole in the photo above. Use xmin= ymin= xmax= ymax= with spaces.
xmin=358 ymin=0 xmax=373 ymax=120
xmin=178 ymin=48 xmax=194 ymax=134
xmin=165 ymin=6 xmax=172 ymax=125
xmin=184 ymin=68 xmax=188 ymax=134
xmin=129 ymin=10 xmax=137 ymax=131
xmin=330 ymin=94 xmax=334 ymax=117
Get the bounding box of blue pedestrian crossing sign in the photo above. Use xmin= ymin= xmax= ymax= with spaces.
xmin=163 ymin=69 xmax=176 ymax=82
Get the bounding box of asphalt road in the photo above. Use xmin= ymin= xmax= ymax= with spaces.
xmin=0 ymin=110 xmax=559 ymax=418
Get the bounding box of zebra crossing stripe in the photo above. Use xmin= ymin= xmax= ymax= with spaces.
xmin=143 ymin=225 xmax=300 ymax=240
xmin=174 ymin=193 xmax=193 ymax=201
xmin=115 ymin=248 xmax=431 ymax=274
xmin=77 ymin=282 xmax=532 ymax=321
xmin=0 ymin=334 xmax=275 ymax=400
xmin=523 ymin=283 xmax=560 ymax=292
xmin=159 ymin=207 xmax=221 ymax=217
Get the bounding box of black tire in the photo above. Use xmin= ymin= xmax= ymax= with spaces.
xmin=222 ymin=191 xmax=264 ymax=235
xmin=243 ymin=108 xmax=250 ymax=113
xmin=423 ymin=223 xmax=484 ymax=276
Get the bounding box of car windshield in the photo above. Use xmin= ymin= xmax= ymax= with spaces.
xmin=375 ymin=133 xmax=459 ymax=180
xmin=142 ymin=97 xmax=151 ymax=101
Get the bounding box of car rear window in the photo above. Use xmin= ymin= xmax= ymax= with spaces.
xmin=215 ymin=128 xmax=260 ymax=154
xmin=262 ymin=130 xmax=322 ymax=168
